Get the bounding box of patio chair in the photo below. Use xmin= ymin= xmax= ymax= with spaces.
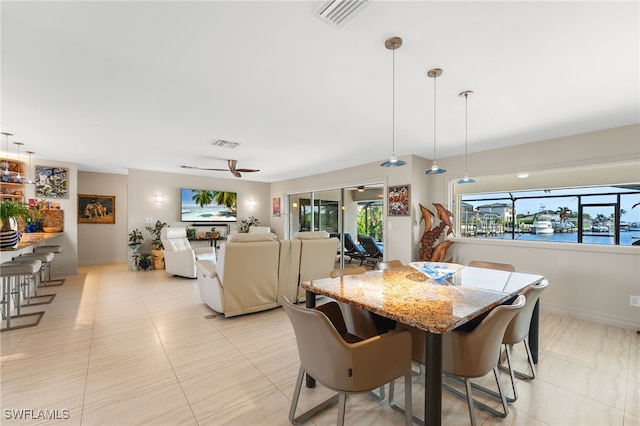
xmin=343 ymin=233 xmax=367 ymax=264
xmin=357 ymin=235 xmax=383 ymax=268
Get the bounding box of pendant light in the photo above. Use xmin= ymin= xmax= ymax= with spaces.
xmin=25 ymin=150 xmax=35 ymax=184
xmin=1 ymin=132 xmax=12 ymax=175
xmin=424 ymin=68 xmax=446 ymax=174
xmin=13 ymin=141 xmax=23 ymax=183
xmin=457 ymin=90 xmax=476 ymax=184
xmin=380 ymin=36 xmax=406 ymax=168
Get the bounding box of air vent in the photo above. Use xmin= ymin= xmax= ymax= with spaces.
xmin=313 ymin=0 xmax=369 ymax=28
xmin=211 ymin=139 xmax=240 ymax=149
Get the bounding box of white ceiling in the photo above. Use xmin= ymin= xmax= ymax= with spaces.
xmin=1 ymin=1 xmax=638 ymax=182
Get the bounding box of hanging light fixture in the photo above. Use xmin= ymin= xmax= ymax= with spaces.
xmin=1 ymin=132 xmax=12 ymax=175
xmin=13 ymin=141 xmax=23 ymax=183
xmin=380 ymin=36 xmax=406 ymax=168
xmin=25 ymin=150 xmax=35 ymax=184
xmin=457 ymin=90 xmax=476 ymax=184
xmin=424 ymin=68 xmax=446 ymax=174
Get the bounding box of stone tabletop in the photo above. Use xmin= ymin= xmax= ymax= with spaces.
xmin=301 ymin=265 xmax=543 ymax=334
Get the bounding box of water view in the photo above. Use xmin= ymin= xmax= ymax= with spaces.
xmin=473 ymin=229 xmax=640 ymax=246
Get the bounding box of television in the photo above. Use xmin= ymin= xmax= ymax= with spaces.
xmin=180 ymin=188 xmax=237 ymax=223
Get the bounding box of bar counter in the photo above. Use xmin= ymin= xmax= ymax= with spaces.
xmin=1 ymin=232 xmax=63 ymax=262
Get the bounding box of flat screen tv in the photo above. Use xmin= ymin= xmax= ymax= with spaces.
xmin=180 ymin=188 xmax=237 ymax=223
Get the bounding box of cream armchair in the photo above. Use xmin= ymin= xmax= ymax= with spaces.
xmin=196 ymin=232 xmax=280 ymax=317
xmin=161 ymin=227 xmax=216 ymax=278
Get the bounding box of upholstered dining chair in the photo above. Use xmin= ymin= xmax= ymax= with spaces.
xmin=499 ymin=279 xmax=548 ymax=402
xmin=330 ymin=267 xmax=378 ymax=340
xmin=442 ymin=295 xmax=525 ymax=426
xmin=389 ymin=296 xmax=526 ymax=426
xmin=376 ymin=260 xmax=404 ymax=270
xmin=468 ymin=260 xmax=516 ymax=272
xmin=279 ymin=295 xmax=413 ymax=426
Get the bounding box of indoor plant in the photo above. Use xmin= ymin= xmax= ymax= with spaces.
xmin=240 ymin=216 xmax=260 ymax=233
xmin=0 ymin=200 xmax=31 ymax=248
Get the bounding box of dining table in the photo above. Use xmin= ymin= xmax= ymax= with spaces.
xmin=301 ymin=262 xmax=544 ymax=426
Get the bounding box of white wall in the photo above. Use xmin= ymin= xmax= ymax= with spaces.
xmin=78 ymin=171 xmax=129 ymax=265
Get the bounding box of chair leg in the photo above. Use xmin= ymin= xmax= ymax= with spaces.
xmin=337 ymin=393 xmax=347 ymax=425
xmin=464 ymin=379 xmax=476 ymax=426
xmin=504 ymin=344 xmax=519 ymax=402
xmin=404 ymin=372 xmax=412 ymax=426
xmin=443 ymin=368 xmax=509 ymax=420
xmin=289 ymin=367 xmax=339 ymax=425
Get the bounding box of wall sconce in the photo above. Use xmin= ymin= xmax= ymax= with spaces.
xmin=248 ymin=199 xmax=256 ymax=207
xmin=292 ymin=202 xmax=298 ymax=208
xmin=154 ymin=194 xmax=164 ymax=203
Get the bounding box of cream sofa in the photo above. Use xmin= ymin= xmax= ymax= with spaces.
xmin=197 ymin=231 xmax=338 ymax=317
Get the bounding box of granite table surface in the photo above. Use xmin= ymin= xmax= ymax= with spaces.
xmin=301 ymin=264 xmax=544 ymax=334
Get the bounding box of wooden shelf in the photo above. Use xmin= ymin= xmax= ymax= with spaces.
xmin=0 ymin=158 xmax=26 ymax=201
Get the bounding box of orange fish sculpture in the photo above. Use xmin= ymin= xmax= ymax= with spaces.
xmin=419 ymin=202 xmax=454 ymax=262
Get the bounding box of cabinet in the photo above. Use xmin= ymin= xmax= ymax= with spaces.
xmin=0 ymin=158 xmax=26 ymax=201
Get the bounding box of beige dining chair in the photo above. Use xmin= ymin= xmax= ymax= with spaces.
xmin=442 ymin=295 xmax=525 ymax=426
xmin=499 ymin=279 xmax=548 ymax=402
xmin=330 ymin=267 xmax=379 ymax=340
xmin=376 ymin=259 xmax=404 ymax=270
xmin=279 ymin=295 xmax=413 ymax=426
xmin=468 ymin=260 xmax=516 ymax=272
xmin=390 ymin=296 xmax=526 ymax=426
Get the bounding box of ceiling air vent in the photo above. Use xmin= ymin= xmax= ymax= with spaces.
xmin=313 ymin=0 xmax=369 ymax=29
xmin=211 ymin=139 xmax=240 ymax=149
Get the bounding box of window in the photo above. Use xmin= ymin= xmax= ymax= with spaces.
xmin=457 ymin=185 xmax=640 ymax=246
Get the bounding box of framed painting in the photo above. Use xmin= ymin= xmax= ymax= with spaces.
xmin=35 ymin=166 xmax=69 ymax=198
xmin=272 ymin=197 xmax=281 ymax=217
xmin=388 ymin=184 xmax=410 ymax=216
xmin=78 ymin=194 xmax=116 ymax=224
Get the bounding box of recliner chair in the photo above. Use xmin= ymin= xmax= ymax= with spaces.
xmin=161 ymin=227 xmax=216 ymax=278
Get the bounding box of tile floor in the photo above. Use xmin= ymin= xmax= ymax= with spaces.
xmin=1 ymin=263 xmax=638 ymax=425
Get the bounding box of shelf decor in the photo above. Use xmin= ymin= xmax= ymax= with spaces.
xmin=35 ymin=166 xmax=69 ymax=198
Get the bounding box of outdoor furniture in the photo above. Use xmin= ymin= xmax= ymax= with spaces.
xmin=342 ymin=233 xmax=367 ymax=264
xmin=357 ymin=235 xmax=383 ymax=268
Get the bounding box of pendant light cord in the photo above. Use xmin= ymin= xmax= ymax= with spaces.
xmin=464 ymin=92 xmax=468 ymax=172
xmin=392 ymin=46 xmax=396 ymax=157
xmin=433 ymin=73 xmax=437 ymax=159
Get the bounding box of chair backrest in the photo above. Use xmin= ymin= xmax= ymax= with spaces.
xmin=358 ymin=235 xmax=383 ymax=257
xmin=376 ymin=260 xmax=403 ymax=270
xmin=294 ymin=231 xmax=339 ymax=282
xmin=343 ymin=233 xmax=364 ymax=254
xmin=503 ymin=280 xmax=548 ymax=344
xmin=160 ymin=227 xmax=193 ymax=252
xmin=443 ymin=295 xmax=525 ymax=378
xmin=330 ymin=266 xmax=367 ymax=278
xmin=469 ymin=260 xmax=515 ymax=272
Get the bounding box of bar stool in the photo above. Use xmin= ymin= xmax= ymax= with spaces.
xmin=1 ymin=261 xmax=46 ymax=332
xmin=8 ymin=258 xmax=56 ymax=306
xmin=15 ymin=251 xmax=60 ymax=288
xmin=33 ymin=245 xmax=65 ymax=286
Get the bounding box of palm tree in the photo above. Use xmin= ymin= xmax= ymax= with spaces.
xmin=213 ymin=191 xmax=237 ymax=213
xmin=192 ymin=190 xmax=214 ymax=208
xmin=556 ymin=207 xmax=571 ymax=222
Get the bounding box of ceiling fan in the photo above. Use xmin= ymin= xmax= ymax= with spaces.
xmin=180 ymin=160 xmax=260 ymax=178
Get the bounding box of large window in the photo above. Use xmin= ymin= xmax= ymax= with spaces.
xmin=458 ymin=185 xmax=640 ymax=246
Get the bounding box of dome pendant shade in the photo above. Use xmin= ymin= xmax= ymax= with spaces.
xmin=424 ymin=68 xmax=446 ymax=175
xmin=456 ymin=90 xmax=476 ymax=184
xmin=380 ymin=36 xmax=406 ymax=168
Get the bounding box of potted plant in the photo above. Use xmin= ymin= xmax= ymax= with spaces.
xmin=128 ymin=228 xmax=144 ymax=270
xmin=240 ymin=216 xmax=260 ymax=233
xmin=137 ymin=253 xmax=153 ymax=271
xmin=0 ymin=200 xmax=31 ymax=248
xmin=146 ymin=220 xmax=168 ymax=270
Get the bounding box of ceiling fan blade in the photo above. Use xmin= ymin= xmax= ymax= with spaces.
xmin=180 ymin=165 xmax=227 ymax=171
xmin=236 ymin=168 xmax=260 ymax=173
xmin=232 ymin=171 xmax=242 ymax=178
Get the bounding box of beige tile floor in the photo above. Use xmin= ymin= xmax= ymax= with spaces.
xmin=1 ymin=263 xmax=638 ymax=425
